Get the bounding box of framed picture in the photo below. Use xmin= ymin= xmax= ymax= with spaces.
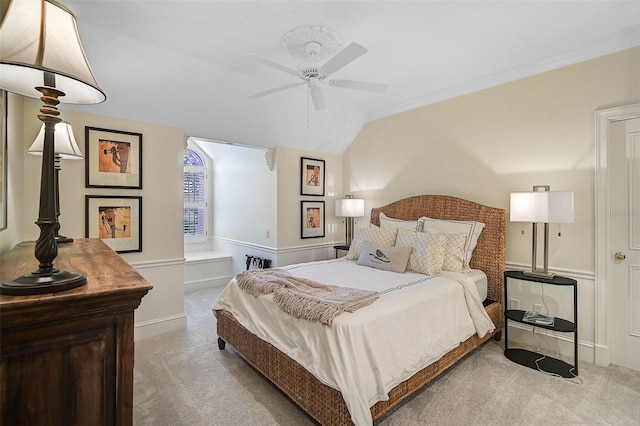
xmin=85 ymin=195 xmax=142 ymax=253
xmin=85 ymin=126 xmax=142 ymax=189
xmin=0 ymin=90 xmax=6 ymax=231
xmin=301 ymin=200 xmax=325 ymax=239
xmin=300 ymin=156 xmax=325 ymax=196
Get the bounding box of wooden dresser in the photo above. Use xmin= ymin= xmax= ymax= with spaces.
xmin=0 ymin=238 xmax=152 ymax=426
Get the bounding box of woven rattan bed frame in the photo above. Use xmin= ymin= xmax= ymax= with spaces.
xmin=216 ymin=195 xmax=505 ymax=425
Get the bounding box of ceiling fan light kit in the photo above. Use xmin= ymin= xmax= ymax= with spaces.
xmin=247 ymin=25 xmax=388 ymax=115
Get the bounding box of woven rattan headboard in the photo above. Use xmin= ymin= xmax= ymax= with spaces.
xmin=370 ymin=195 xmax=506 ymax=303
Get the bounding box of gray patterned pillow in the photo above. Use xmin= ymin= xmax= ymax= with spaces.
xmin=357 ymin=243 xmax=412 ymax=273
xmin=346 ymin=227 xmax=398 ymax=260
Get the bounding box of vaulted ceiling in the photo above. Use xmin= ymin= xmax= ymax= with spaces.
xmin=63 ymin=1 xmax=640 ymax=154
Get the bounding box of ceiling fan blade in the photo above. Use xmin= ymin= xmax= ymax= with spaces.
xmin=309 ymin=85 xmax=327 ymax=111
xmin=331 ymin=79 xmax=388 ymax=93
xmin=320 ymin=42 xmax=368 ymax=76
xmin=248 ymin=82 xmax=303 ymax=99
xmin=245 ymin=53 xmax=299 ymax=77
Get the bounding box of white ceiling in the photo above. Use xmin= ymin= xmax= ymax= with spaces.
xmin=63 ymin=1 xmax=640 ymax=154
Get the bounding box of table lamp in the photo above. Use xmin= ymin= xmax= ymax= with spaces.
xmin=27 ymin=121 xmax=84 ymax=243
xmin=0 ymin=0 xmax=105 ymax=295
xmin=510 ymin=185 xmax=574 ymax=279
xmin=335 ymin=195 xmax=365 ymax=246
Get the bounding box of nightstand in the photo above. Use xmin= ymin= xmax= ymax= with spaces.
xmin=333 ymin=245 xmax=350 ymax=258
xmin=504 ymin=270 xmax=578 ymax=377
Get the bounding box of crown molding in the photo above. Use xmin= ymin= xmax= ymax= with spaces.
xmin=368 ymin=33 xmax=640 ymax=123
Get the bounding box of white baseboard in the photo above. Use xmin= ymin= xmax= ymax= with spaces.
xmin=134 ymin=314 xmax=187 ymax=341
xmin=185 ymin=276 xmax=231 ymax=292
xmin=594 ymin=343 xmax=611 ymax=366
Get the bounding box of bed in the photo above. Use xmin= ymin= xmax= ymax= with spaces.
xmin=214 ymin=195 xmax=505 ymax=425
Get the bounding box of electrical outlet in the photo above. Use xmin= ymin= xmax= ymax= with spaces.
xmin=510 ymin=298 xmax=519 ymax=310
xmin=533 ymin=304 xmax=543 ymax=314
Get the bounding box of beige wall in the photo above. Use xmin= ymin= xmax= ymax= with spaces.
xmin=276 ymin=145 xmax=343 ymax=249
xmin=5 ymin=98 xmax=186 ymax=339
xmin=203 ymin=142 xmax=277 ymax=248
xmin=344 ymin=46 xmax=640 ymax=273
xmin=20 ymin=99 xmax=185 ymax=262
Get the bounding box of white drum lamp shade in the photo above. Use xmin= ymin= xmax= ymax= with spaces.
xmin=510 ymin=188 xmax=574 ymax=278
xmin=335 ymin=198 xmax=365 ymax=218
xmin=335 ymin=197 xmax=364 ymax=246
xmin=510 ymin=191 xmax=574 ymax=224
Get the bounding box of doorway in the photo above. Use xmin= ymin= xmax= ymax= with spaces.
xmin=595 ymin=103 xmax=640 ymax=371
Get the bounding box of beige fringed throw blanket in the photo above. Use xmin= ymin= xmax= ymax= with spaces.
xmin=236 ymin=269 xmax=378 ymax=326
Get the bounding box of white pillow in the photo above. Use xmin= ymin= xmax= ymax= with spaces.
xmin=420 ymin=217 xmax=485 ymax=266
xmin=395 ymin=229 xmax=445 ymax=276
xmin=357 ymin=242 xmax=412 ymax=273
xmin=346 ymin=227 xmax=398 ymax=260
xmin=379 ymin=212 xmax=420 ymax=231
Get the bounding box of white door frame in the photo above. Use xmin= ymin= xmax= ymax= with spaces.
xmin=594 ymin=102 xmax=640 ymax=366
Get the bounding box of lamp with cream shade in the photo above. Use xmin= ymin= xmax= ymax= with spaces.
xmin=27 ymin=121 xmax=84 ymax=244
xmin=510 ymin=185 xmax=574 ymax=279
xmin=0 ymin=0 xmax=105 ymax=295
xmin=335 ymin=195 xmax=365 ymax=246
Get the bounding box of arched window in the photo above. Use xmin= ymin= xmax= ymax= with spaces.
xmin=183 ymin=147 xmax=208 ymax=243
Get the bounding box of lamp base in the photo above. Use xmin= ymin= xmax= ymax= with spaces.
xmin=523 ymin=269 xmax=556 ymax=280
xmin=56 ymin=235 xmax=74 ymax=244
xmin=0 ymin=270 xmax=87 ymax=296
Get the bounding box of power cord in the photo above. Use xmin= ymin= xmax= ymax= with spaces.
xmin=531 ymin=282 xmax=582 ymax=383
xmin=540 ymin=282 xmax=550 ymax=315
xmin=531 ymin=325 xmax=583 ymax=385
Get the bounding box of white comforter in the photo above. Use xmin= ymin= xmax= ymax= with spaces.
xmin=213 ymin=259 xmax=494 ymax=426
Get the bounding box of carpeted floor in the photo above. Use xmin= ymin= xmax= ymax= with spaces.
xmin=133 ymin=287 xmax=640 ymax=425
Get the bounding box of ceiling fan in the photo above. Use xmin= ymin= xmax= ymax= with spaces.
xmin=246 ymin=26 xmax=387 ymax=111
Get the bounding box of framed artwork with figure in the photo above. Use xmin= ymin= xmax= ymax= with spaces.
xmin=85 ymin=195 xmax=142 ymax=253
xmin=300 ymin=157 xmax=324 ymax=196
xmin=85 ymin=126 xmax=142 ymax=189
xmin=301 ymin=200 xmax=325 ymax=239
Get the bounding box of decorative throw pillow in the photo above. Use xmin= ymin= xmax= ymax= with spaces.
xmin=357 ymin=242 xmax=412 ymax=273
xmin=420 ymin=217 xmax=485 ymax=266
xmin=413 ymin=232 xmax=446 ymax=275
xmin=395 ymin=229 xmax=445 ymax=275
xmin=346 ymin=227 xmax=398 ymax=260
xmin=440 ymin=232 xmax=468 ymax=272
xmin=379 ymin=212 xmax=420 ymax=231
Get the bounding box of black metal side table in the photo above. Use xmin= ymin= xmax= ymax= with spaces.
xmin=333 ymin=245 xmax=350 ymax=258
xmin=504 ymin=270 xmax=578 ymax=377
